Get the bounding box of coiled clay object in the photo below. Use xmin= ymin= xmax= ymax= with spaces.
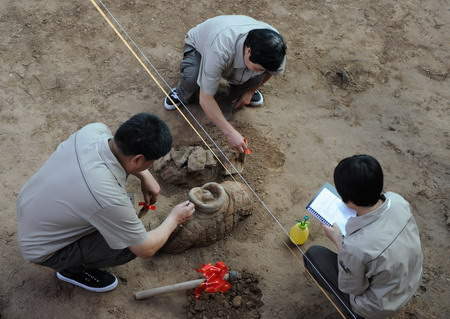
xmin=161 ymin=181 xmax=253 ymax=254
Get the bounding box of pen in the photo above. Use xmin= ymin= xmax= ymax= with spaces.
xmin=339 ymin=260 xmax=349 ymax=273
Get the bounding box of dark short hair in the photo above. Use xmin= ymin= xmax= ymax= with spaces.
xmin=334 ymin=155 xmax=384 ymax=207
xmin=114 ymin=113 xmax=172 ymax=160
xmin=244 ymin=28 xmax=287 ymax=72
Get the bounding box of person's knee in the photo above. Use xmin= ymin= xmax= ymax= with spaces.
xmin=305 ymin=245 xmax=325 ymax=258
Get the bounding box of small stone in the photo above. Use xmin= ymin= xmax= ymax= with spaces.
xmin=205 ymin=150 xmax=217 ymax=167
xmin=171 ymin=147 xmax=193 ymax=168
xmin=160 ymin=165 xmax=184 ymax=184
xmin=232 ymin=295 xmax=242 ymax=308
xmin=153 ymin=152 xmax=171 ymax=171
xmin=188 ymin=146 xmax=207 ymax=172
xmin=194 ymin=300 xmax=206 ymax=311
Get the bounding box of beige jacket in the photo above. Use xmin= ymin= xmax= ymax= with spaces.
xmin=339 ymin=192 xmax=423 ymax=319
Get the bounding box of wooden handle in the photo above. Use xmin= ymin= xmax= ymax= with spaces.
xmin=134 ymin=273 xmax=231 ymax=300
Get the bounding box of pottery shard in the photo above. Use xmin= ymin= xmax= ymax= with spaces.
xmin=188 ymin=146 xmax=207 ymax=172
xmin=171 ymin=146 xmax=194 ymax=168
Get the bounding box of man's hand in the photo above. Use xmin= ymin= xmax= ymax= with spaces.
xmin=322 ymin=223 xmax=343 ymax=250
xmin=130 ymin=200 xmax=195 ymax=258
xmin=225 ymin=129 xmax=248 ymax=154
xmin=199 ymin=90 xmax=248 ymax=153
xmin=233 ymin=90 xmax=254 ymax=109
xmin=168 ymin=201 xmax=195 ymax=225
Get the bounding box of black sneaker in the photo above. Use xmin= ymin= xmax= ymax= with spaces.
xmin=164 ymin=88 xmax=182 ymax=110
xmin=249 ymin=90 xmax=264 ymax=106
xmin=57 ymin=268 xmax=118 ymax=292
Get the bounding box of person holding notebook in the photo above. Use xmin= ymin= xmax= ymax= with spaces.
xmin=303 ymin=155 xmax=423 ymax=319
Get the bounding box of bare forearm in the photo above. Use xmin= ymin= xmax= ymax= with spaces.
xmin=144 ymin=214 xmax=178 ymax=255
xmin=199 ymin=91 xmax=236 ymax=136
xmin=130 ymin=201 xmax=194 ymax=258
xmin=132 ymin=168 xmax=153 ymax=182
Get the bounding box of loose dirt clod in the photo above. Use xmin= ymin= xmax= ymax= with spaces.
xmin=185 ymin=271 xmax=263 ymax=319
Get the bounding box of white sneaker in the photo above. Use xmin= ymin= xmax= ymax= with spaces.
xmin=249 ymin=90 xmax=264 ymax=106
xmin=164 ymin=88 xmax=181 ymax=110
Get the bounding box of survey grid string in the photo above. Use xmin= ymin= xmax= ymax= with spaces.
xmin=90 ymin=1 xmax=357 ymax=318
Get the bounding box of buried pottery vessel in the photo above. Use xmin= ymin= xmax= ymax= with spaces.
xmin=161 ymin=181 xmax=253 ymax=254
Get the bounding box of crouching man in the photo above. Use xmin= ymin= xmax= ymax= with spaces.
xmin=17 ymin=113 xmax=195 ymax=292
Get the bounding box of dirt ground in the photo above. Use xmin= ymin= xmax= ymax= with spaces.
xmin=1 ymin=0 xmax=449 ymax=318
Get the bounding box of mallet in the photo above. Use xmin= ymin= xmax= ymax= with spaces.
xmin=134 ymin=270 xmax=240 ymax=300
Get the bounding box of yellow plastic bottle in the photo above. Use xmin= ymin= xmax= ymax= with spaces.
xmin=289 ymin=216 xmax=310 ymax=245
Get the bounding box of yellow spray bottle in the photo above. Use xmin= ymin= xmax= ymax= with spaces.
xmin=289 ymin=216 xmax=310 ymax=245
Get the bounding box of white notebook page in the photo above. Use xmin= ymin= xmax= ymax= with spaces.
xmin=309 ymin=187 xmax=356 ymax=235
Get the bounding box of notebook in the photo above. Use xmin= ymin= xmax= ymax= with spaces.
xmin=306 ymin=182 xmax=357 ymax=236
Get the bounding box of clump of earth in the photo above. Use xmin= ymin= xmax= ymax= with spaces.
xmin=185 ymin=271 xmax=263 ymax=319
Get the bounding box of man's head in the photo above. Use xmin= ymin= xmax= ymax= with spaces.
xmin=334 ymin=155 xmax=384 ymax=207
xmin=244 ymin=29 xmax=287 ymax=73
xmin=114 ymin=113 xmax=172 ymax=162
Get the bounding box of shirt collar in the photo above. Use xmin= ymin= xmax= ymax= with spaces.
xmin=98 ymin=137 xmax=127 ymax=188
xmin=345 ymin=195 xmax=391 ymax=235
xmin=233 ymin=36 xmax=247 ymax=69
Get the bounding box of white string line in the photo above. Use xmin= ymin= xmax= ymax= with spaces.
xmin=94 ymin=2 xmax=356 ymax=317
xmin=96 ymin=0 xmax=293 ymax=247
xmin=98 ymin=0 xmax=230 ymax=164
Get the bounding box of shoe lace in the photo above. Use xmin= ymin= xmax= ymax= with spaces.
xmin=170 ymin=90 xmax=179 ymax=100
xmin=83 ymin=270 xmax=100 ymax=283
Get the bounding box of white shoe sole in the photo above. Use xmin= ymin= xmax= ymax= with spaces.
xmin=164 ymin=99 xmax=178 ymax=110
xmin=249 ymin=92 xmax=264 ymax=106
xmin=164 ymin=88 xmax=181 ymax=110
xmin=57 ymin=272 xmax=118 ymax=293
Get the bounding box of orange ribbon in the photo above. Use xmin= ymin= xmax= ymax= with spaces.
xmin=243 ymin=138 xmax=252 ymax=155
xmin=192 ymin=262 xmax=232 ymax=298
xmin=138 ymin=202 xmax=156 ymax=212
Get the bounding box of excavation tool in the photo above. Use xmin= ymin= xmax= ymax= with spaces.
xmin=134 ymin=270 xmax=239 ymax=300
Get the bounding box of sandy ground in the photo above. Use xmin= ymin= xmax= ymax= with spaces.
xmin=1 ymin=0 xmax=449 ymax=318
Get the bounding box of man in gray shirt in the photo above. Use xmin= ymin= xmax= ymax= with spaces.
xmin=17 ymin=113 xmax=195 ymax=292
xmin=164 ymin=15 xmax=287 ymax=153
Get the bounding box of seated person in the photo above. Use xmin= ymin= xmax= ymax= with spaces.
xmin=304 ymin=154 xmax=423 ymax=319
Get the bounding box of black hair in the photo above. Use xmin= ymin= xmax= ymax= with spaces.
xmin=244 ymin=28 xmax=287 ymax=72
xmin=333 ymin=155 xmax=384 ymax=207
xmin=114 ymin=113 xmax=172 ymax=160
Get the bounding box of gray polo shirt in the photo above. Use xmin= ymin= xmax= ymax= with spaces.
xmin=339 ymin=192 xmax=423 ymax=319
xmin=185 ymin=15 xmax=285 ymax=95
xmin=17 ymin=123 xmax=148 ymax=263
